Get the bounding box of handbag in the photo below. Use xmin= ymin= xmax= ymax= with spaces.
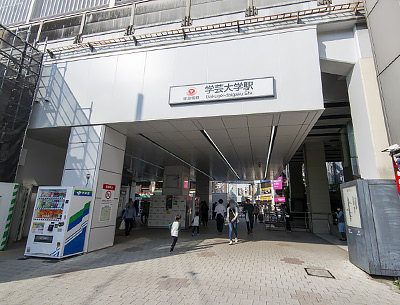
xmin=119 ymin=220 xmax=125 ymax=230
xmin=231 ymin=209 xmax=239 ymax=223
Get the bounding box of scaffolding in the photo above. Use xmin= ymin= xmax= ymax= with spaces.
xmin=46 ymin=2 xmax=364 ymax=56
xmin=0 ymin=24 xmax=43 ymax=182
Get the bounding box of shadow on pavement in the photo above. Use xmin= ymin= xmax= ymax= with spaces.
xmin=0 ymin=219 xmax=337 ymax=284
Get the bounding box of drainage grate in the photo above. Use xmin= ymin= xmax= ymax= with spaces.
xmin=305 ymin=268 xmax=335 ymax=278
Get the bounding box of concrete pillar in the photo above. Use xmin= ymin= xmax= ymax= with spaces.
xmin=346 ymin=44 xmax=392 ymax=179
xmin=340 ymin=129 xmax=354 ymax=182
xmin=162 ymin=165 xmax=190 ymax=196
xmin=196 ymin=173 xmax=211 ymax=204
xmin=303 ymin=142 xmax=331 ymax=233
xmin=288 ymin=162 xmax=306 ymax=212
xmin=61 ymin=125 xmax=126 ymax=252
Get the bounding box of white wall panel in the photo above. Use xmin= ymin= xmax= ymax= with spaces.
xmin=63 ymin=142 xmax=101 ymax=170
xmin=99 ymin=143 xmax=125 ymax=174
xmin=103 ymin=126 xmax=127 ymax=149
xmin=69 ymin=125 xmax=103 ymax=144
xmin=31 ymin=27 xmax=324 ymax=129
xmin=318 ymin=30 xmax=357 ymax=63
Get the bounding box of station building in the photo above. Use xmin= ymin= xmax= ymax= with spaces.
xmin=0 ymin=0 xmax=399 ymax=274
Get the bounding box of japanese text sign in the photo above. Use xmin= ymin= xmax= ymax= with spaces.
xmin=169 ymin=77 xmax=274 ymax=105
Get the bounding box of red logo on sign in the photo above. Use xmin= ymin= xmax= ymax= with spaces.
xmin=105 ymin=191 xmax=112 ymax=200
xmin=187 ymin=88 xmax=196 ymax=96
xmin=103 ymin=184 xmax=116 ymax=191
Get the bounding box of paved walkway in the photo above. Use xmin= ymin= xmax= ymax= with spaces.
xmin=1 ymin=220 xmax=399 ymax=305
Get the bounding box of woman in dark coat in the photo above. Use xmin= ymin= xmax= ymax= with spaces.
xmin=200 ymin=201 xmax=209 ymax=226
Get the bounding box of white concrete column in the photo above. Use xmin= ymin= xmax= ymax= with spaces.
xmin=162 ymin=166 xmax=190 ymax=196
xmin=303 ymin=142 xmax=331 ymax=234
xmin=288 ymin=162 xmax=306 ymax=212
xmin=346 ymin=58 xmax=393 ymax=179
xmin=195 ymin=173 xmax=211 ymax=205
xmin=62 ymin=125 xmax=126 ymax=252
xmin=345 ymin=25 xmax=393 ymax=180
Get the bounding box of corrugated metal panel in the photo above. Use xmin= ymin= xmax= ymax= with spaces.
xmin=31 ymin=0 xmax=109 ymax=20
xmin=0 ymin=0 xmax=32 ymax=25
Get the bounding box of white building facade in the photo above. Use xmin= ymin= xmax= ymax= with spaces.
xmin=1 ymin=0 xmax=395 ymax=254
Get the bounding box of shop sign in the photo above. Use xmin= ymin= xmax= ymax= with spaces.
xmin=74 ymin=190 xmax=92 ymax=197
xmin=274 ymin=196 xmax=285 ymax=203
xmin=169 ymin=77 xmax=274 ymax=105
xmin=273 ymin=178 xmax=282 ymax=190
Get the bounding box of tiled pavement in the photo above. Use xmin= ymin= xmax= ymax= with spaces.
xmin=1 ymin=220 xmax=399 ymax=305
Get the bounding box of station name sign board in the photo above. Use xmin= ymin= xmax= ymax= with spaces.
xmin=169 ymin=77 xmax=274 ymax=105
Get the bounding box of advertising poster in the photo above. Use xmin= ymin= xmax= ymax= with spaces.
xmin=31 ymin=222 xmax=44 ymax=233
xmin=274 ymin=196 xmax=285 ymax=203
xmin=261 ymin=181 xmax=272 ymax=195
xmin=273 ymin=177 xmax=283 ymax=190
xmin=183 ymin=176 xmax=189 ymax=189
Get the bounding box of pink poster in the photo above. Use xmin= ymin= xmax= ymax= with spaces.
xmin=273 ymin=177 xmax=282 ymax=190
xmin=274 ymin=197 xmax=285 ymax=203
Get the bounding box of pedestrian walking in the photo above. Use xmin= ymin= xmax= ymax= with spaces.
xmin=335 ymin=207 xmax=347 ymax=241
xmin=134 ymin=197 xmax=139 ymax=216
xmin=141 ymin=200 xmax=150 ymax=225
xmin=215 ymin=199 xmax=226 ymax=234
xmin=200 ymin=201 xmax=209 ymax=226
xmin=169 ymin=215 xmax=182 ymax=253
xmin=243 ymin=198 xmax=254 ymax=234
xmin=227 ymin=200 xmax=239 ymax=245
xmin=212 ymin=202 xmax=217 ymax=220
xmin=192 ymin=211 xmax=200 ymax=236
xmin=122 ymin=199 xmax=136 ymax=237
xmin=253 ymin=203 xmax=259 ymax=224
xmin=285 ymin=208 xmax=292 ymax=232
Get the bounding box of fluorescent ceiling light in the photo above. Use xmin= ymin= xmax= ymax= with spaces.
xmin=139 ymin=133 xmax=215 ymax=180
xmin=264 ymin=126 xmax=277 ymax=179
xmin=201 ymin=129 xmax=240 ymax=180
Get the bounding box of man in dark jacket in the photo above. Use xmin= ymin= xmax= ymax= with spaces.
xmin=243 ymin=199 xmax=254 ymax=234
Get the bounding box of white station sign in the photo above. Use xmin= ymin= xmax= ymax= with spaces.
xmin=169 ymin=77 xmax=274 ymax=105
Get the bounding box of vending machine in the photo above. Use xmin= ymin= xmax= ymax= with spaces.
xmin=25 ymin=186 xmax=93 ymax=259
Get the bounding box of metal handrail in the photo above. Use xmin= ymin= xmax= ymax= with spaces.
xmin=46 ymin=2 xmax=364 ymax=55
xmin=263 ymin=210 xmax=312 ymax=232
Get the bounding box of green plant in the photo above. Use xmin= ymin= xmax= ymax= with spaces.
xmin=394 ymin=280 xmax=400 ymax=290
